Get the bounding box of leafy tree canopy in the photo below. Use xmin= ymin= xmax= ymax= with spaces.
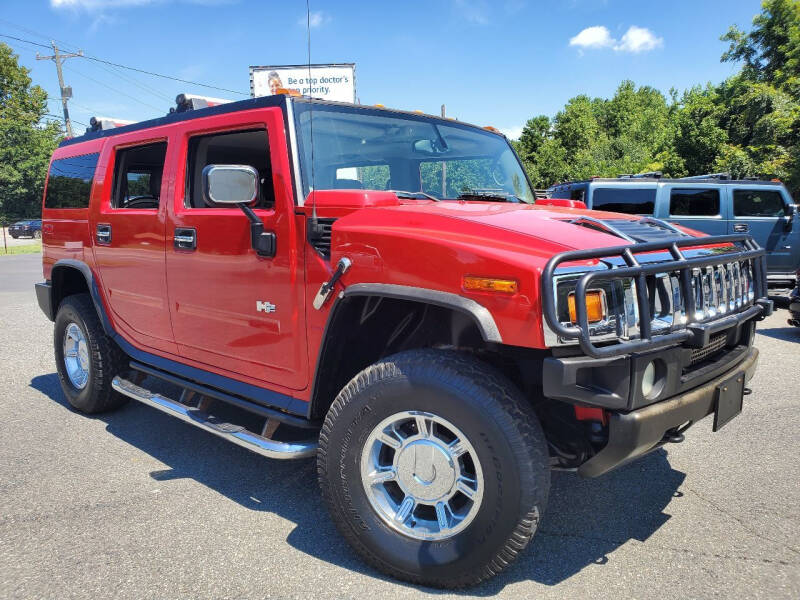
xmin=0 ymin=43 xmax=63 ymax=223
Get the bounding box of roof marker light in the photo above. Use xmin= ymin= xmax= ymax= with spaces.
xmin=172 ymin=93 xmax=232 ymax=113
xmin=88 ymin=116 xmax=136 ymax=132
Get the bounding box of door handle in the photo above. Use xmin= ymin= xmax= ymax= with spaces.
xmin=96 ymin=224 xmax=112 ymax=245
xmin=733 ymin=223 xmax=749 ymax=233
xmin=174 ymin=228 xmax=196 ymax=250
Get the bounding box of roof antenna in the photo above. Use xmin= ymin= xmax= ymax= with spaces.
xmin=306 ymin=0 xmax=319 ymax=229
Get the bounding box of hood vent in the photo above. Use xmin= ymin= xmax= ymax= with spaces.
xmin=308 ymin=218 xmax=336 ymax=258
xmin=568 ymin=216 xmax=688 ymax=243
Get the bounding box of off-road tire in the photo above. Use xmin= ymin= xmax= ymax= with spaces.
xmin=54 ymin=293 xmax=128 ymax=414
xmin=317 ymin=349 xmax=550 ymax=588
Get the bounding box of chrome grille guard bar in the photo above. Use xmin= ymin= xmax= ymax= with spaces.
xmin=542 ymin=234 xmax=773 ymax=358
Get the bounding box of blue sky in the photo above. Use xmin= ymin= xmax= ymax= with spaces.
xmin=2 ymin=0 xmax=762 ymax=138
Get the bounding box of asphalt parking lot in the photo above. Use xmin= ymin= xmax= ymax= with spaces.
xmin=1 ymin=252 xmax=798 ymax=599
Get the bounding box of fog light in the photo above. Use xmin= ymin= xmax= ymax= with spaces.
xmin=642 ymin=361 xmax=656 ymax=397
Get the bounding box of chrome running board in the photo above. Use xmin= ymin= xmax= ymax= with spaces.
xmin=111 ymin=376 xmax=317 ymax=460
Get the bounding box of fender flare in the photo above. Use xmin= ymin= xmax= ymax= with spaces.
xmin=341 ymin=283 xmax=502 ymax=343
xmin=307 ymin=283 xmax=502 ymax=418
xmin=47 ymin=259 xmax=115 ymax=336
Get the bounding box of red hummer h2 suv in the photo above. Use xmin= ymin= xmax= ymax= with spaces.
xmin=36 ymin=94 xmax=772 ymax=588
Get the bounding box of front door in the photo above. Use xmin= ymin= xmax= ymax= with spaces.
xmin=165 ymin=109 xmax=307 ymax=390
xmin=729 ymin=186 xmax=798 ymax=274
xmin=91 ymin=133 xmax=175 ymax=353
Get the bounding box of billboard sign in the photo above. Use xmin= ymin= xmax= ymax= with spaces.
xmin=250 ymin=63 xmax=356 ymax=103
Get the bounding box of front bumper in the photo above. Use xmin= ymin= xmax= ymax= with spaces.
xmin=578 ymin=346 xmax=759 ymax=478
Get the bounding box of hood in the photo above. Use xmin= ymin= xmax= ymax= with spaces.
xmin=328 ymin=195 xmax=677 ymax=258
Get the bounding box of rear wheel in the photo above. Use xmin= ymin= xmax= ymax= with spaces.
xmin=54 ymin=294 xmax=128 ymax=414
xmin=33 ymin=230 xmax=42 ymax=239
xmin=317 ymin=349 xmax=550 ymax=588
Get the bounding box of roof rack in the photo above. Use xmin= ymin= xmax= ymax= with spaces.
xmin=679 ymin=172 xmax=731 ymax=181
xmin=618 ymin=171 xmax=662 ymax=179
xmin=87 ymin=116 xmax=136 ymax=132
xmin=171 ymin=93 xmax=233 ymax=114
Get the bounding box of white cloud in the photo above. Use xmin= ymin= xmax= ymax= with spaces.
xmin=569 ymin=24 xmax=662 ymax=53
xmin=499 ymin=125 xmax=524 ymax=140
xmin=569 ymin=25 xmax=614 ymax=49
xmin=297 ymin=11 xmax=330 ymax=28
xmin=613 ymin=26 xmax=663 ymax=53
xmin=453 ymin=0 xmax=489 ymax=25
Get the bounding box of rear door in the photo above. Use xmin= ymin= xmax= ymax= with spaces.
xmin=663 ymin=184 xmax=727 ymax=235
xmin=164 ymin=108 xmax=307 ymax=390
xmin=90 ymin=132 xmax=175 ymax=353
xmin=729 ymin=185 xmax=798 ymax=274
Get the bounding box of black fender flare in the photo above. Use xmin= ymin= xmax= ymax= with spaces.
xmin=341 ymin=283 xmax=502 ymax=343
xmin=45 ymin=259 xmax=114 ymax=336
xmin=308 ymin=283 xmax=502 ymax=418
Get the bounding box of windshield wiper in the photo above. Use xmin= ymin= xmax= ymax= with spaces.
xmin=390 ymin=190 xmax=441 ymax=201
xmin=457 ymin=191 xmax=524 ymax=203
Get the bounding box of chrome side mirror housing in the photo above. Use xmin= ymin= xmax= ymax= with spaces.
xmin=202 ymin=164 xmax=258 ymax=205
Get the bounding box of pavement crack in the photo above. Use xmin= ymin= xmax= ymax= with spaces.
xmin=683 ymin=486 xmax=800 ymax=557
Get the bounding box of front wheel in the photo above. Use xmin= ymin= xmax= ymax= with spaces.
xmin=317 ymin=349 xmax=550 ymax=588
xmin=33 ymin=230 xmax=42 ymax=239
xmin=54 ymin=294 xmax=128 ymax=413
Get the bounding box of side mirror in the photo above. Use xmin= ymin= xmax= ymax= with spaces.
xmin=202 ymin=164 xmax=258 ymax=205
xmin=201 ymin=164 xmax=275 ymax=257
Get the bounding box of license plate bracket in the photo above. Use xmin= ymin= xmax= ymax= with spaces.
xmin=713 ymin=373 xmax=745 ymax=431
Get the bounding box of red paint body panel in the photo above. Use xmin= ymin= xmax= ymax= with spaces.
xmin=90 ymin=127 xmax=176 ymax=354
xmin=165 ymin=108 xmax=308 ymax=390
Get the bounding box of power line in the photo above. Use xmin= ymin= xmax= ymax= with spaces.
xmin=63 ymin=63 xmax=164 ymax=112
xmin=0 ymin=32 xmax=248 ymax=96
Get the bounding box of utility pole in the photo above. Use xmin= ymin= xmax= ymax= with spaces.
xmin=441 ymin=104 xmax=447 ymax=198
xmin=37 ymin=41 xmax=83 ymax=137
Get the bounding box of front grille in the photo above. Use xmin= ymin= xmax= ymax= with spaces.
xmin=689 ymin=332 xmax=728 ymax=366
xmin=542 ymin=233 xmax=766 ymax=359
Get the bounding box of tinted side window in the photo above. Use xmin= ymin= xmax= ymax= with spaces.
xmin=669 ymin=188 xmax=720 ymax=216
xmin=592 ymin=188 xmax=656 ymax=215
xmin=112 ymin=142 xmax=167 ymax=209
xmin=45 ymin=153 xmax=99 ymax=209
xmin=186 ymin=129 xmax=273 ymax=209
xmin=733 ymin=190 xmax=786 ymax=217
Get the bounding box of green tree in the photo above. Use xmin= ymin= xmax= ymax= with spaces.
xmin=721 ymin=0 xmax=800 ymax=95
xmin=672 ymin=85 xmax=729 ymax=175
xmin=0 ymin=43 xmax=62 ymax=222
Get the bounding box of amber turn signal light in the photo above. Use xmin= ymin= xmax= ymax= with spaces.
xmin=463 ymin=276 xmax=519 ymax=294
xmin=568 ymin=290 xmax=606 ymax=323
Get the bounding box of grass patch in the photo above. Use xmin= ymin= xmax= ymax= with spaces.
xmin=1 ymin=241 xmax=42 ymax=256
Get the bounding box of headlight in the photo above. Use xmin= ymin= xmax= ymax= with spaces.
xmin=552 ymin=275 xmax=639 ymax=342
xmin=567 ymin=289 xmax=607 ymax=324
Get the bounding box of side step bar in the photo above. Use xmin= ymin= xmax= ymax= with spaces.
xmin=111 ymin=376 xmax=318 ymax=460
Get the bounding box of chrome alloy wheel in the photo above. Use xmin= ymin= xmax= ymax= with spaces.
xmin=63 ymin=322 xmax=90 ymax=390
xmin=360 ymin=411 xmax=484 ymax=541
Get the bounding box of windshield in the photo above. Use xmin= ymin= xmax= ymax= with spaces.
xmin=292 ymin=102 xmax=534 ymax=203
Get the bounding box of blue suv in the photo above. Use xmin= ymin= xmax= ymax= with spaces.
xmin=547 ymin=173 xmax=799 ymax=284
